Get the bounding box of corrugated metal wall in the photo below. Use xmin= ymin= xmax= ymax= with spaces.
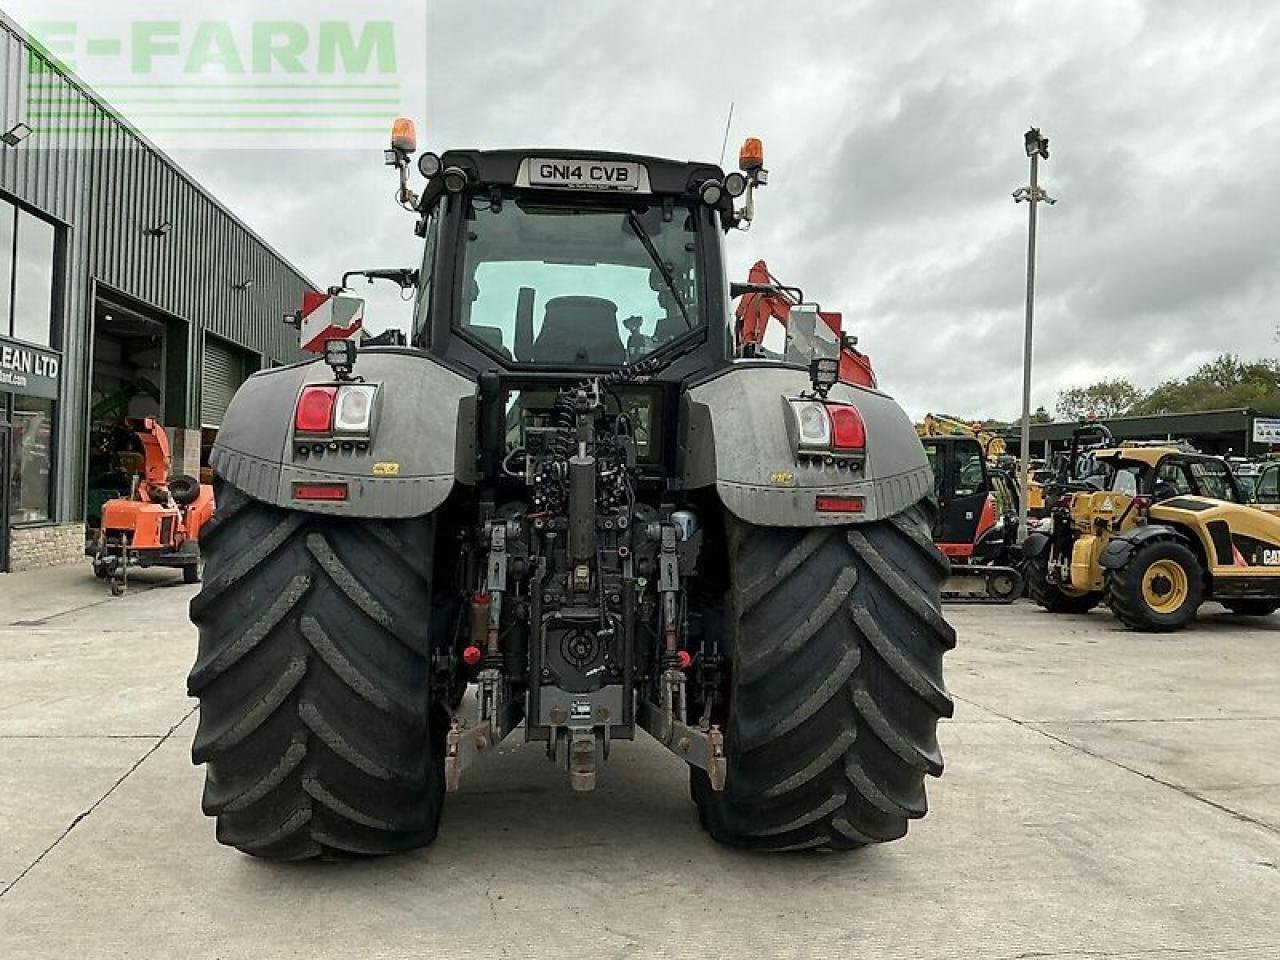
xmin=0 ymin=16 xmax=314 ymax=521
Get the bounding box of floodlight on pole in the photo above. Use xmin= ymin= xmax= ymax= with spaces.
xmin=1013 ymin=126 xmax=1056 ymax=543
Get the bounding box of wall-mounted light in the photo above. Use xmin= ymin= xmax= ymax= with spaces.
xmin=2 ymin=122 xmax=32 ymax=146
xmin=233 ymin=278 xmax=254 ymax=290
xmin=144 ymin=220 xmax=172 ymax=237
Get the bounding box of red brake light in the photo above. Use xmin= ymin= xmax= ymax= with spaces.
xmin=827 ymin=404 xmax=865 ymax=451
xmin=816 ymin=495 xmax=865 ymax=514
xmin=295 ymin=386 xmax=338 ymax=433
xmin=293 ymin=483 xmax=348 ymax=501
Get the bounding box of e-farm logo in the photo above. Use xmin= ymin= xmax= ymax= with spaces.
xmin=16 ymin=3 xmax=425 ymax=149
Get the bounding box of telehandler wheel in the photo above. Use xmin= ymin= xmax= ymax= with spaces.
xmin=1106 ymin=538 xmax=1202 ymax=632
xmin=187 ymin=478 xmax=445 ymax=860
xmin=1222 ymin=599 xmax=1279 ymax=617
xmin=692 ymin=500 xmax=955 ymax=851
xmin=1025 ymin=553 xmax=1101 ymax=614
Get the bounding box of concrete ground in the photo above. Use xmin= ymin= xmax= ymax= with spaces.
xmin=1 ymin=565 xmax=1277 ymax=960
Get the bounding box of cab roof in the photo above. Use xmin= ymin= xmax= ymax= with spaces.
xmin=432 ymin=149 xmax=726 ymax=197
xmin=1094 ymin=446 xmax=1203 ymax=467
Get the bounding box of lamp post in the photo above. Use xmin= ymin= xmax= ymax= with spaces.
xmin=1013 ymin=127 xmax=1055 ymax=541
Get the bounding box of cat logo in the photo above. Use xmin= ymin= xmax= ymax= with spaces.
xmin=769 ymin=470 xmax=796 ymax=486
xmin=1261 ymin=549 xmax=1280 ymax=566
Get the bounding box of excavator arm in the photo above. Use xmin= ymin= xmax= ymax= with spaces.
xmin=733 ymin=260 xmax=877 ymax=389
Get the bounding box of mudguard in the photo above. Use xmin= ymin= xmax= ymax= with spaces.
xmin=210 ymin=349 xmax=476 ymax=518
xmin=1098 ymin=524 xmax=1180 ymax=569
xmin=680 ymin=365 xmax=932 ymax=527
xmin=1021 ymin=531 xmax=1050 ymax=559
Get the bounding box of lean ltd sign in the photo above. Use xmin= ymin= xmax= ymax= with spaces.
xmin=10 ymin=1 xmax=425 ymax=149
xmin=0 ymin=336 xmax=61 ymax=400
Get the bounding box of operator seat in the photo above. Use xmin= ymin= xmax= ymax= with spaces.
xmin=532 ymin=296 xmax=625 ymax=365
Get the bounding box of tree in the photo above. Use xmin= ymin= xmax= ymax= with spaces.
xmin=1056 ymin=379 xmax=1145 ymax=420
xmin=1129 ymin=354 xmax=1280 ymax=415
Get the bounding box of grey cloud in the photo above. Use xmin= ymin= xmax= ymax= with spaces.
xmin=135 ymin=0 xmax=1280 ymax=422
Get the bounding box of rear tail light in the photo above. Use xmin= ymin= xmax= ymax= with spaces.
xmin=787 ymin=399 xmax=865 ymax=458
xmin=294 ymin=383 xmax=378 ymax=436
xmin=295 ymin=386 xmax=338 ymax=433
xmin=790 ymin=400 xmax=832 ymax=450
xmin=334 ymin=384 xmax=378 ymax=432
xmin=827 ymin=404 xmax=865 ymax=451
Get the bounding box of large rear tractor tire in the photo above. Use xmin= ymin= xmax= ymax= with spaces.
xmin=1025 ymin=553 xmax=1101 ymax=614
xmin=187 ymin=478 xmax=446 ymax=859
xmin=1105 ymin=538 xmax=1202 ymax=632
xmin=693 ymin=501 xmax=955 ymax=851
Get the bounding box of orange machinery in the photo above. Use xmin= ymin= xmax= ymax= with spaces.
xmin=90 ymin=417 xmax=215 ymax=595
xmin=733 ymin=259 xmax=877 ymax=388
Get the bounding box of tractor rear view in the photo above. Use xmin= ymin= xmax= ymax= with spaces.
xmin=185 ymin=125 xmax=955 ymax=858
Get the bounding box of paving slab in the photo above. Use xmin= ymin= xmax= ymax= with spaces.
xmin=0 ymin=571 xmax=1277 ymax=959
xmin=0 ymin=737 xmax=155 ymax=890
xmin=946 ymin=603 xmax=1280 ymax=722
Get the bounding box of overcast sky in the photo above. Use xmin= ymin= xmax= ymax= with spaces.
xmin=53 ymin=0 xmax=1280 ymax=420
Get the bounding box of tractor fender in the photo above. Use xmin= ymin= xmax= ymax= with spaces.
xmin=1098 ymin=524 xmax=1182 ymax=569
xmin=1021 ymin=531 xmax=1050 ymax=559
xmin=210 ymin=349 xmax=476 ymax=518
xmin=680 ymin=365 xmax=932 ymax=527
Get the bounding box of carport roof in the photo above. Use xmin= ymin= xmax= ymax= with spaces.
xmin=1021 ymin=408 xmax=1274 ymax=443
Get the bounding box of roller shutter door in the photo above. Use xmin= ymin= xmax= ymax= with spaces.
xmin=201 ymin=338 xmax=246 ymax=428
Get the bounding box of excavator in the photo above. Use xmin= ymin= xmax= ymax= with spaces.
xmin=917 ymin=414 xmax=1023 ymax=602
xmin=732 ymin=260 xmax=876 ymax=386
xmin=89 ymin=417 xmax=215 ymax=595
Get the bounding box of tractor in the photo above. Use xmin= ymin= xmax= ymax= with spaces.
xmin=1023 ymin=434 xmax=1280 ymax=630
xmin=185 ymin=124 xmax=955 ymax=859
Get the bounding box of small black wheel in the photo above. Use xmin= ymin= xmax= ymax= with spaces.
xmin=110 ymin=581 xmax=126 ymax=597
xmin=986 ymin=568 xmax=1023 ymax=604
xmin=92 ymin=560 xmax=110 ymax=580
xmin=1106 ymin=539 xmax=1202 ymax=632
xmin=183 ymin=563 xmax=202 ymax=585
xmin=1223 ymin=599 xmax=1280 ymax=617
xmin=169 ymin=475 xmax=202 ymax=507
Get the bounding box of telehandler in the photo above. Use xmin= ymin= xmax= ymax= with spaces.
xmin=185 ymin=124 xmax=954 ymax=858
xmin=1024 ymin=434 xmax=1280 ymax=630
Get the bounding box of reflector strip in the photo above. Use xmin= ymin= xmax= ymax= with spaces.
xmin=815 ymin=495 xmax=865 ymax=514
xmin=293 ymin=483 xmax=348 ymax=501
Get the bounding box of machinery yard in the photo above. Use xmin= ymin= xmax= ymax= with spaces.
xmin=1 ymin=566 xmax=1276 ymax=959
xmin=5 ymin=4 xmax=1280 ymax=958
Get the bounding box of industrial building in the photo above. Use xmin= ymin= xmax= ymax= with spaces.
xmin=1004 ymin=408 xmax=1280 ymax=460
xmin=0 ymin=14 xmax=313 ymax=572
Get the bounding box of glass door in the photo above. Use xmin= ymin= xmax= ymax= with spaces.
xmin=0 ymin=420 xmax=10 ymax=573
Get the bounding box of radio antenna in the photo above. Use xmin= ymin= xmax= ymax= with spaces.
xmin=718 ymin=101 xmax=735 ymax=166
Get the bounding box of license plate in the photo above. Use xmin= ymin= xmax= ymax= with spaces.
xmin=527 ymin=157 xmax=642 ymax=192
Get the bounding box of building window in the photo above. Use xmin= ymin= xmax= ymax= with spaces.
xmin=12 ymin=208 xmax=56 ymax=347
xmin=9 ymin=394 xmax=54 ymax=522
xmin=0 ymin=204 xmax=13 ymax=336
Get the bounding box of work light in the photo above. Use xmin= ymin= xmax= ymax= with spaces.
xmin=418 ymin=152 xmax=442 ymax=178
xmin=809 ymin=356 xmax=839 ymax=396
xmin=324 ymin=338 xmax=358 ymax=379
